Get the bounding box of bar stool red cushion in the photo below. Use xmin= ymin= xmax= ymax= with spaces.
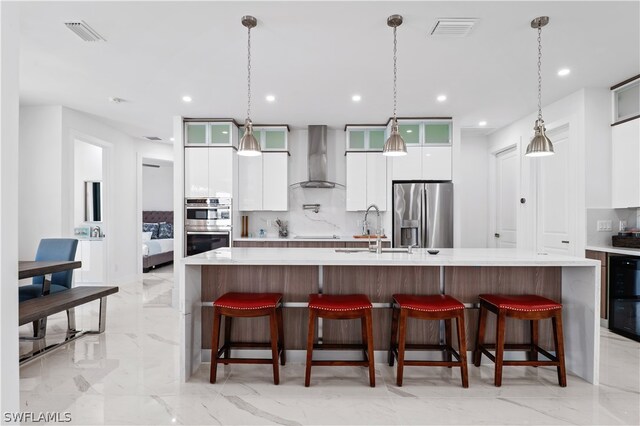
xmin=393 ymin=294 xmax=464 ymax=312
xmin=308 ymin=294 xmax=372 ymax=311
xmin=479 ymin=294 xmax=561 ymax=312
xmin=214 ymin=292 xmax=283 ymax=310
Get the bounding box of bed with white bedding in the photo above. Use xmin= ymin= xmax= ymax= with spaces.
xmin=142 ymin=211 xmax=174 ymax=272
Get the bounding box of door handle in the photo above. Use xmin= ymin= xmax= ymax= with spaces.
xmin=494 ymin=233 xmax=500 ymax=238
xmin=561 ymin=240 xmax=570 ymax=244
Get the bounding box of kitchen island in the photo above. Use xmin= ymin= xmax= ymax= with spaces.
xmin=180 ymin=248 xmax=600 ymax=384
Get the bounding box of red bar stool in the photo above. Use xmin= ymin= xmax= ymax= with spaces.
xmin=474 ymin=294 xmax=566 ymax=387
xmin=210 ymin=292 xmax=285 ymax=385
xmin=388 ymin=294 xmax=469 ymax=387
xmin=305 ymin=294 xmax=375 ymax=387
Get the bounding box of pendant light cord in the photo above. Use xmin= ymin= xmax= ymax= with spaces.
xmin=393 ymin=26 xmax=398 ymax=120
xmin=247 ymin=25 xmax=252 ymax=121
xmin=537 ymin=26 xmax=542 ymax=121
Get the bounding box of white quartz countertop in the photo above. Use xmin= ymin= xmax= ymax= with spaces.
xmin=586 ymin=245 xmax=640 ymax=257
xmin=183 ymin=247 xmax=599 ymax=267
xmin=234 ymin=236 xmax=390 ymax=242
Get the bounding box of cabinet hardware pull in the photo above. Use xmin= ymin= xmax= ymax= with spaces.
xmin=562 ymin=240 xmax=570 ymax=244
xmin=494 ymin=233 xmax=500 ymax=238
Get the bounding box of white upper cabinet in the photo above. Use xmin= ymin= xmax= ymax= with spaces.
xmin=238 ymin=155 xmax=263 ymax=210
xmin=422 ymin=146 xmax=452 ymax=180
xmin=346 ymin=152 xmax=387 ymax=211
xmin=184 ymin=147 xmax=210 ymax=197
xmin=389 ymin=119 xmax=453 ymax=181
xmin=345 ymin=126 xmax=387 ymax=151
xmin=184 ymin=147 xmax=235 ymax=198
xmin=185 ymin=121 xmax=236 ymax=147
xmin=611 ymin=118 xmax=640 ymax=208
xmin=239 ymin=125 xmax=289 ymax=151
xmin=238 ymin=152 xmax=288 ymax=211
xmin=391 ymin=146 xmax=422 ymax=181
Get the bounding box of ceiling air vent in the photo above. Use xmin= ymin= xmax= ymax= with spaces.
xmin=430 ymin=18 xmax=478 ymax=37
xmin=64 ymin=21 xmax=106 ymax=42
xmin=144 ymin=136 xmax=162 ymax=141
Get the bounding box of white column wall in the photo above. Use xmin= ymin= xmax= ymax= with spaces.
xmin=0 ymin=1 xmax=21 ymax=416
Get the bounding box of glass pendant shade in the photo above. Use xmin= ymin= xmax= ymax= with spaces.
xmin=383 ymin=119 xmax=407 ymax=156
xmin=525 ymin=119 xmax=554 ymax=157
xmin=238 ymin=119 xmax=261 ymax=156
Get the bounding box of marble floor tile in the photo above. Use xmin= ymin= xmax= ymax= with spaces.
xmin=18 ymin=264 xmax=640 ymax=425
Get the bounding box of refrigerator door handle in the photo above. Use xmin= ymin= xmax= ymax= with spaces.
xmin=420 ymin=185 xmax=427 ymax=248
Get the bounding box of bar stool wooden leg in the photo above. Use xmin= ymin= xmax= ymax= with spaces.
xmin=210 ymin=307 xmax=222 ymax=384
xmin=474 ymin=303 xmax=488 ymax=367
xmin=304 ymin=309 xmax=316 ymax=387
xmin=528 ymin=319 xmax=539 ymax=364
xmin=396 ymin=309 xmax=408 ymax=386
xmin=224 ymin=316 xmax=232 ymax=360
xmin=445 ymin=318 xmax=453 ymax=367
xmin=269 ymin=310 xmax=280 ymax=385
xmin=494 ymin=310 xmax=507 ymax=387
xmin=552 ymin=311 xmax=567 ymax=387
xmin=364 ymin=309 xmax=376 ymax=388
xmin=389 ymin=305 xmax=399 ymax=366
xmin=276 ymin=306 xmax=286 ymax=366
xmin=456 ymin=310 xmax=469 ymax=388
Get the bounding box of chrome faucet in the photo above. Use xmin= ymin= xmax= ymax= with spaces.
xmin=364 ymin=204 xmax=382 ymax=254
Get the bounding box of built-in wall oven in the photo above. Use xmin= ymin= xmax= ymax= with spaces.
xmin=609 ymin=256 xmax=640 ymax=342
xmin=184 ymin=197 xmax=232 ymax=256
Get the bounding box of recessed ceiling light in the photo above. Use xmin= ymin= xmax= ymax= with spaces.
xmin=182 ymin=95 xmax=192 ymax=102
xmin=557 ymin=68 xmax=571 ymax=76
xmin=265 ymin=95 xmax=276 ymax=102
xmin=170 ymin=137 xmax=175 ymax=142
xmin=352 ymin=94 xmax=362 ymax=102
xmin=406 ymin=129 xmax=413 ymax=133
xmin=437 ymin=94 xmax=447 ymax=102
xmin=222 ymin=131 xmax=228 ymax=134
xmin=478 ymin=121 xmax=487 ymax=126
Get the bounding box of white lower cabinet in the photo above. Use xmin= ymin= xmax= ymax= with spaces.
xmin=75 ymin=240 xmax=104 ymax=284
xmin=184 ymin=147 xmax=234 ymax=198
xmin=346 ymin=152 xmax=387 ymax=211
xmin=391 ymin=146 xmax=452 ymax=181
xmin=612 ymin=119 xmax=640 ymax=208
xmin=238 ymin=152 xmax=288 ymax=211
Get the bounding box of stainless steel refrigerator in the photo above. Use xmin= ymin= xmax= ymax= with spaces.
xmin=393 ymin=182 xmax=453 ymax=248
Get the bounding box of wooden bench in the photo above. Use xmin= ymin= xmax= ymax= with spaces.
xmin=19 ymin=286 xmax=119 ymax=364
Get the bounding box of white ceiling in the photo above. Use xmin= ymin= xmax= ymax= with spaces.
xmin=18 ymin=1 xmax=640 ymax=141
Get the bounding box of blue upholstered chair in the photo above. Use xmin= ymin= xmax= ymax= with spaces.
xmin=19 ymin=238 xmax=79 ymax=303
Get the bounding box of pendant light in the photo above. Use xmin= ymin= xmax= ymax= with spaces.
xmin=525 ymin=16 xmax=555 ymax=157
xmin=238 ymin=15 xmax=261 ymax=157
xmin=383 ymin=14 xmax=407 ymax=157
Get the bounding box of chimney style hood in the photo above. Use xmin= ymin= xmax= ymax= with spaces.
xmin=295 ymin=125 xmax=340 ymax=189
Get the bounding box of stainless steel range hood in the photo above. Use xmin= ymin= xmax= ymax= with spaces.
xmin=295 ymin=125 xmax=340 ymax=188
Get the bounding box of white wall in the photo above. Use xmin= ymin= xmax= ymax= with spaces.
xmin=142 ymin=161 xmax=173 ymax=211
xmin=488 ymin=89 xmax=590 ymax=254
xmin=458 ymin=132 xmax=489 ymax=247
xmin=18 ymin=106 xmax=63 ymax=259
xmin=73 ymin=140 xmax=103 ymax=226
xmin=18 ymin=106 xmax=174 ymax=284
xmin=0 ymin=0 xmax=21 ymax=415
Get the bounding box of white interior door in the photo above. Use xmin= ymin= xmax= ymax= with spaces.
xmin=536 ymin=125 xmax=573 ymax=254
xmin=494 ymin=147 xmax=518 ymax=247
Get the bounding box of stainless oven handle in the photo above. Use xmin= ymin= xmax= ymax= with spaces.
xmin=186 ymin=231 xmax=230 ymax=235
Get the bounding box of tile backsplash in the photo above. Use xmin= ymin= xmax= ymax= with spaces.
xmin=586 ymin=208 xmax=639 ymax=246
